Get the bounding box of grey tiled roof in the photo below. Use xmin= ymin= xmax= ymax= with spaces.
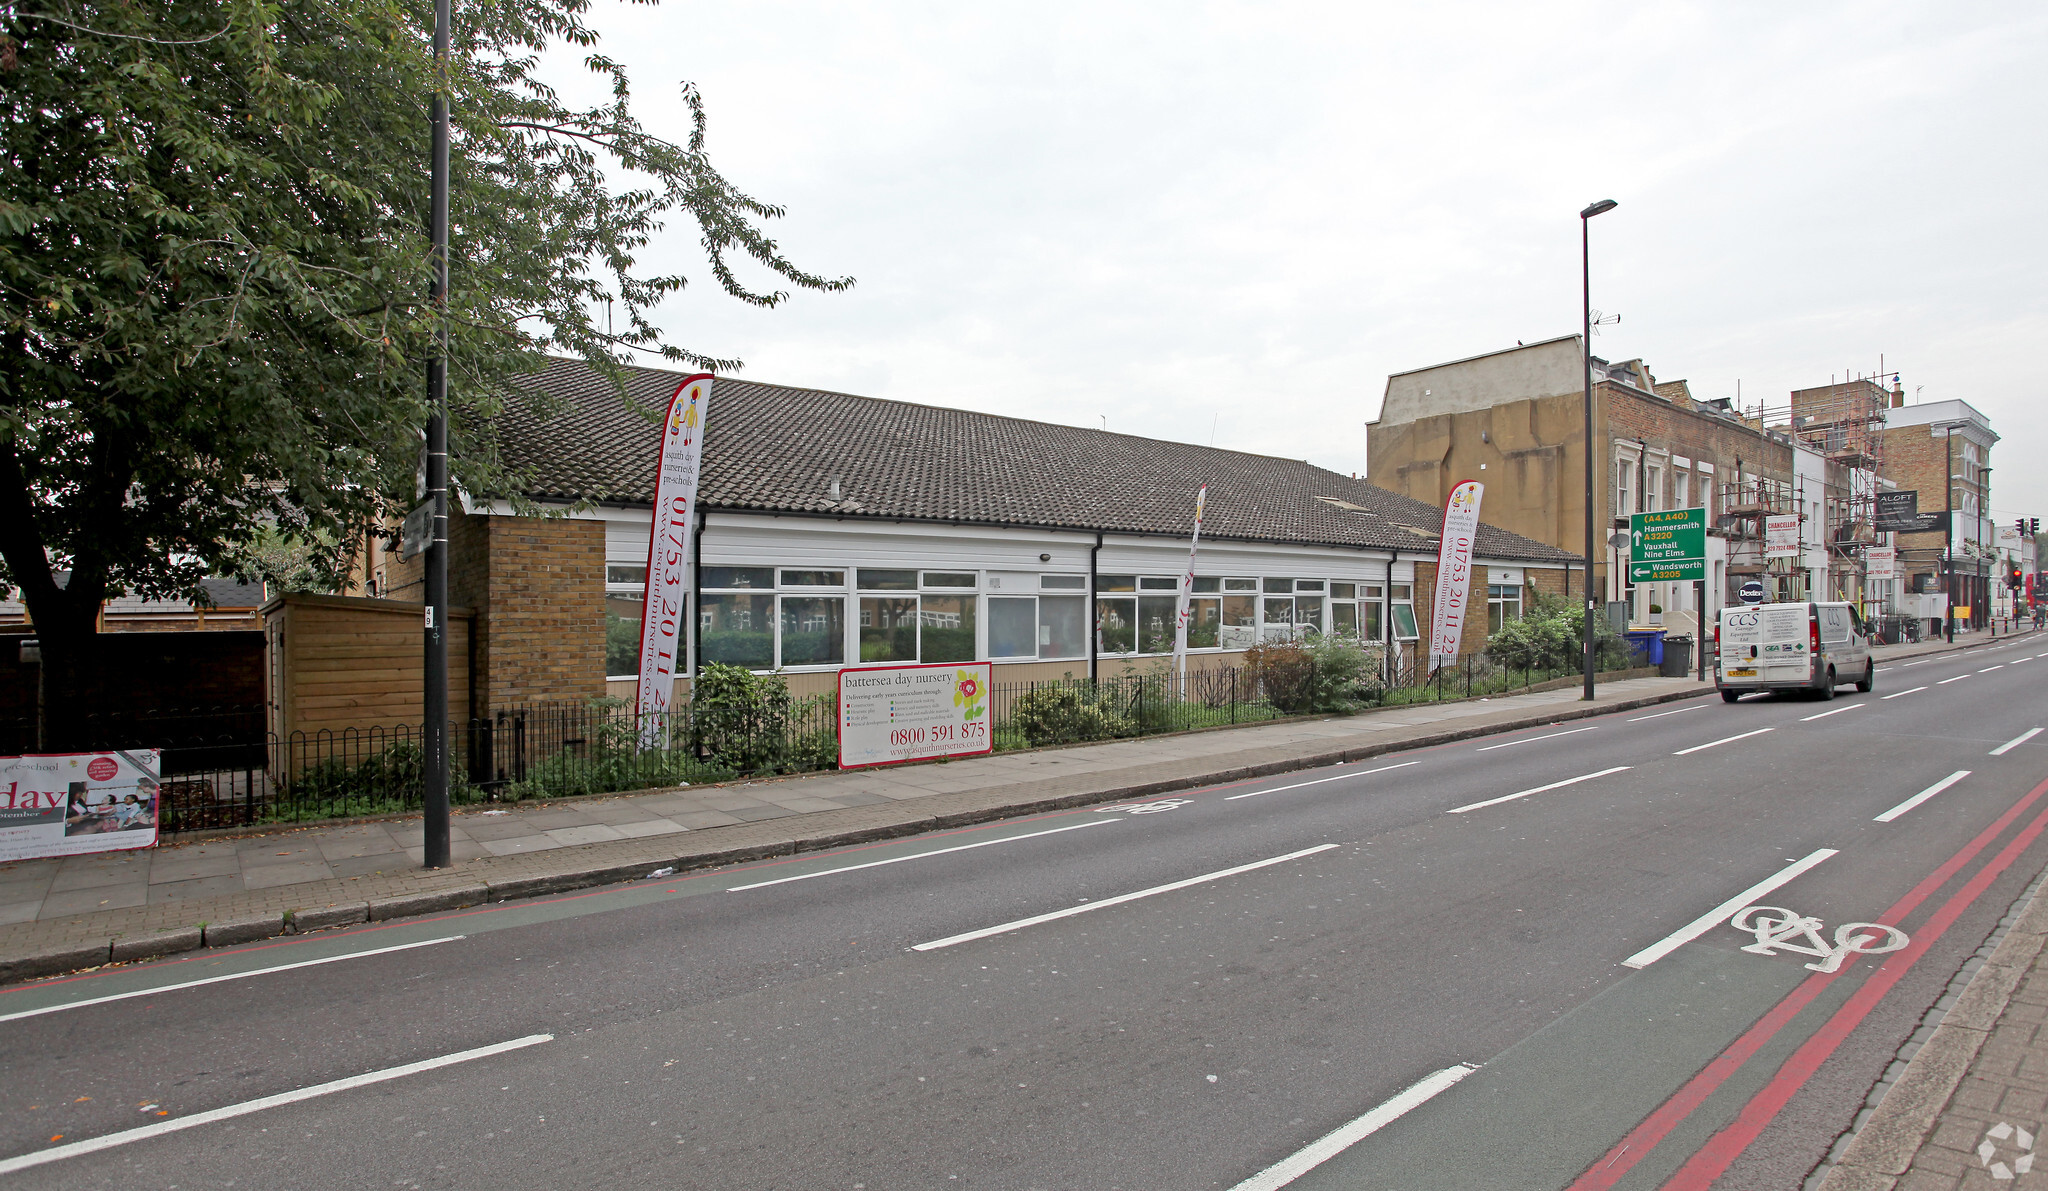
xmin=499 ymin=359 xmax=1577 ymax=563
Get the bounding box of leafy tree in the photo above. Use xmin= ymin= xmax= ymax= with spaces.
xmin=0 ymin=0 xmax=849 ymax=734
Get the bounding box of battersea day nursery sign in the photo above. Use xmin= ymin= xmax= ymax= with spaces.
xmin=838 ymin=663 xmax=993 ymax=769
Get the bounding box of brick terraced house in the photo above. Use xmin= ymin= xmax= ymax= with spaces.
xmin=357 ymin=358 xmax=1578 ymax=720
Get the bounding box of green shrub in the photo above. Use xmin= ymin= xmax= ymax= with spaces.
xmin=688 ymin=663 xmax=836 ymax=775
xmin=1485 ymin=590 xmax=1632 ymax=672
xmin=1008 ymin=684 xmax=1133 ymax=746
xmin=1244 ymin=642 xmax=1316 ymax=713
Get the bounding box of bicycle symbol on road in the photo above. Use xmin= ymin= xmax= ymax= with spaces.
xmin=1098 ymin=799 xmax=1193 ymax=815
xmin=1730 ymin=906 xmax=1910 ymax=973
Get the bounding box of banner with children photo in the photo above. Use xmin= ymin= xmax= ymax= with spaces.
xmin=0 ymin=749 xmax=161 ymax=862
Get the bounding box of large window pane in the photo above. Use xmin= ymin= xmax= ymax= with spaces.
xmin=1138 ymin=594 xmax=1177 ymax=653
xmin=1040 ymin=596 xmax=1086 ymax=658
xmin=859 ymin=597 xmax=918 ymax=662
xmin=1362 ymin=601 xmax=1384 ymax=641
xmin=701 ymin=566 xmax=772 ymax=590
xmin=921 ymin=595 xmax=977 ymax=663
xmin=1295 ymin=597 xmax=1324 ymax=635
xmin=779 ymin=596 xmax=844 ymax=666
xmin=606 ymin=593 xmax=645 ymax=676
xmin=1331 ymin=601 xmax=1358 ymax=637
xmin=989 ymin=597 xmax=1038 ymax=658
xmin=607 ymin=564 xmax=648 ymax=587
xmin=1096 ymin=596 xmax=1136 ymax=654
xmin=1188 ymin=597 xmax=1221 ymax=647
xmin=1220 ymin=594 xmax=1258 ymax=648
xmin=1262 ymin=596 xmax=1295 ymax=641
xmin=700 ymin=593 xmax=774 ymax=668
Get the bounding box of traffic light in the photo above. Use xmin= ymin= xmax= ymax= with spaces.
xmin=2012 ymin=562 xmax=2026 ymax=590
xmin=2034 ymin=517 xmax=2043 ymax=534
xmin=2022 ymin=518 xmax=2031 ymax=536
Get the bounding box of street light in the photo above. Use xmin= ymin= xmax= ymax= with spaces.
xmin=1580 ymin=198 xmax=1617 ymax=701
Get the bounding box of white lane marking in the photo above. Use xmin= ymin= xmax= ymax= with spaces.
xmin=911 ymin=844 xmax=1340 ymax=952
xmin=1901 ymin=660 xmax=1928 ymax=667
xmin=1875 ymin=771 xmax=1972 ymax=823
xmin=1938 ymin=675 xmax=1971 ymax=685
xmin=1981 ymin=665 xmax=2005 ymax=672
xmin=1628 ymin=706 xmax=1703 ymax=722
xmin=1876 ymin=667 xmax=1893 ymax=672
xmin=1882 ymin=686 xmax=1927 ymax=700
xmin=1801 ymin=703 xmax=1865 ymax=722
xmin=1991 ymin=729 xmax=2043 ymax=757
xmin=2015 ymin=657 xmax=2034 ymax=665
xmin=0 ymin=936 xmax=464 ymax=1024
xmin=1622 ymin=849 xmax=1838 ymax=969
xmin=0 ymin=1033 xmax=553 ymax=1176
xmin=1224 ymin=762 xmax=1419 ymax=800
xmin=1446 ymin=767 xmax=1632 ymax=815
xmin=726 ymin=821 xmax=1112 ymax=892
xmin=1673 ymin=727 xmax=1774 ymax=756
xmin=1225 ymin=1063 xmax=1479 ymax=1191
xmin=1475 ymin=726 xmax=1597 ymax=752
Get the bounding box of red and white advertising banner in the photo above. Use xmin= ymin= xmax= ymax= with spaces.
xmin=1171 ymin=484 xmax=1209 ymax=684
xmin=838 ymin=663 xmax=993 ymax=769
xmin=1764 ymin=513 xmax=1801 ymax=559
xmin=1428 ymin=481 xmax=1484 ymax=672
xmin=636 ymin=373 xmax=714 ymax=742
xmin=0 ymin=749 xmax=161 ymax=863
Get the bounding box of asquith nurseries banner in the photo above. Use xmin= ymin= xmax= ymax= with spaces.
xmin=1428 ymin=481 xmax=1484 ymax=672
xmin=0 ymin=749 xmax=161 ymax=862
xmin=637 ymin=373 xmax=713 ymax=742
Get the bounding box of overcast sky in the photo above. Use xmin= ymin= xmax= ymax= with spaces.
xmin=558 ymin=1 xmax=2048 ymax=525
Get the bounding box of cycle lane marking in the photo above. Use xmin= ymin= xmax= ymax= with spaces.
xmin=1446 ymin=767 xmax=1632 ymax=815
xmin=1224 ymin=1063 xmax=1479 ymax=1191
xmin=0 ymin=1033 xmax=554 ymax=1175
xmin=1571 ymin=769 xmax=2048 ymax=1190
xmin=1621 ymin=850 xmax=1838 ymax=970
xmin=1992 ymin=728 xmax=2043 ymax=757
xmin=1875 ymin=771 xmax=1972 ymax=823
xmin=1475 ymin=726 xmax=1597 ymax=752
xmin=1223 ymin=761 xmax=1419 ymax=800
xmin=910 ymin=843 xmax=1340 ymax=951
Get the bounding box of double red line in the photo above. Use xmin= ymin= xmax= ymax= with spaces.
xmin=1571 ymin=770 xmax=2048 ymax=1190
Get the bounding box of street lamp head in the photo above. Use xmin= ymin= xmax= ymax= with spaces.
xmin=1581 ymin=199 xmax=1619 ymax=219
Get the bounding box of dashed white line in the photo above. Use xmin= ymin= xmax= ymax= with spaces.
xmin=0 ymin=1034 xmax=554 ymax=1175
xmin=1673 ymin=727 xmax=1774 ymax=756
xmin=1901 ymin=660 xmax=1929 ymax=667
xmin=1447 ymin=766 xmax=1633 ymax=814
xmin=911 ymin=844 xmax=1341 ymax=951
xmin=1476 ymin=726 xmax=1597 ymax=752
xmin=1938 ymin=675 xmax=1971 ymax=685
xmin=1622 ymin=849 xmax=1839 ymax=969
xmin=0 ymin=936 xmax=465 ymax=1024
xmin=1875 ymin=771 xmax=1972 ymax=823
xmin=1981 ymin=665 xmax=2005 ymax=673
xmin=1801 ymin=703 xmax=1865 ymax=722
xmin=726 ymin=820 xmax=1113 ymax=892
xmin=1991 ymin=729 xmax=2043 ymax=757
xmin=1224 ymin=762 xmax=1419 ymax=800
xmin=1629 ymin=706 xmax=1704 ymax=722
xmin=1225 ymin=1064 xmax=1480 ymax=1191
xmin=1882 ymin=686 xmax=1927 ymax=700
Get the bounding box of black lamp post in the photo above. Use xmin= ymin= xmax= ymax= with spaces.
xmin=421 ymin=0 xmax=453 ymax=869
xmin=1580 ymin=198 xmax=1617 ymax=701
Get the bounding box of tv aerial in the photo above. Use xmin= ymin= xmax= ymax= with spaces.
xmin=1588 ymin=309 xmax=1621 ymax=336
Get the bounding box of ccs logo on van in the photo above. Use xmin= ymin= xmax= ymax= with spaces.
xmin=1726 ymin=611 xmax=1762 ymax=628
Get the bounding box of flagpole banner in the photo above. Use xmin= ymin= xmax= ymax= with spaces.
xmin=637 ymin=373 xmax=714 ymax=742
xmin=1428 ymin=481 xmax=1485 ymax=672
xmin=1172 ymin=484 xmax=1209 ymax=684
xmin=0 ymin=749 xmax=161 ymax=862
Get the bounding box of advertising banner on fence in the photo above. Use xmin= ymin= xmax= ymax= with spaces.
xmin=838 ymin=663 xmax=993 ymax=769
xmin=1171 ymin=484 xmax=1208 ymax=683
xmin=1764 ymin=513 xmax=1802 ymax=559
xmin=1428 ymin=480 xmax=1484 ymax=672
xmin=637 ymin=373 xmax=714 ymax=741
xmin=0 ymin=749 xmax=160 ymax=863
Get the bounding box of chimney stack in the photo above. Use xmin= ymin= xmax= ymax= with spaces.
xmin=1891 ymin=380 xmax=1905 ymax=409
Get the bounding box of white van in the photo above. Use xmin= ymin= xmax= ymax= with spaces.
xmin=1715 ymin=601 xmax=1875 ymax=702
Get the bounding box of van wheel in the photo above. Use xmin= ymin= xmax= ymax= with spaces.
xmin=1721 ymin=689 xmax=1740 ymax=703
xmin=1816 ymin=668 xmax=1836 ymax=700
xmin=1855 ymin=661 xmax=1875 ymax=693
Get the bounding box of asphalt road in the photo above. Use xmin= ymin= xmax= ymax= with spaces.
xmin=4 ymin=636 xmax=2046 ymax=1190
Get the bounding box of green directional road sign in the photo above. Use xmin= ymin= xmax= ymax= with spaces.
xmin=1629 ymin=507 xmax=1707 ymax=583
